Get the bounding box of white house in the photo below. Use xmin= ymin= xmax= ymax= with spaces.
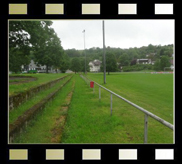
xmin=65 ymin=69 xmax=73 ymax=73
xmin=88 ymin=59 xmax=102 ymax=72
xmin=21 ymin=60 xmax=47 ymax=73
xmin=21 ymin=60 xmax=60 ymax=73
xmin=136 ymin=59 xmax=155 ymax=65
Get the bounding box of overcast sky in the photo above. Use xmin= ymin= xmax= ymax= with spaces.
xmin=51 ymin=20 xmax=174 ymax=50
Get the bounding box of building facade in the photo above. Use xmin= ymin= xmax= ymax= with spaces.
xmin=21 ymin=60 xmax=60 ymax=73
xmin=136 ymin=59 xmax=155 ymax=65
xmin=88 ymin=59 xmax=102 ymax=72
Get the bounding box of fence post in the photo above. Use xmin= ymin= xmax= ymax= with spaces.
xmin=93 ymin=83 xmax=94 ymax=94
xmin=87 ymin=79 xmax=89 ymax=87
xmin=111 ymin=94 xmax=112 ymax=116
xmin=86 ymin=77 xmax=89 ymax=86
xmin=144 ymin=114 xmax=148 ymax=143
xmin=99 ymin=86 xmax=101 ymax=100
xmin=86 ymin=78 xmax=88 ymax=85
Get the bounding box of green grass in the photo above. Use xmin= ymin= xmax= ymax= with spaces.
xmin=61 ymin=73 xmax=173 ymax=143
xmin=9 ymin=73 xmax=69 ymax=96
xmin=9 ymin=76 xmax=70 ymax=124
xmin=9 ymin=78 xmax=30 ymax=83
xmin=86 ymin=72 xmax=173 ymax=124
xmin=13 ymin=76 xmax=74 ymax=143
xmin=12 ymin=73 xmax=174 ymax=144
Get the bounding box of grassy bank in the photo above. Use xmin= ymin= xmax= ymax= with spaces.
xmin=9 ymin=73 xmax=69 ymax=96
xmin=9 ymin=76 xmax=70 ymax=124
xmin=13 ymin=76 xmax=74 ymax=143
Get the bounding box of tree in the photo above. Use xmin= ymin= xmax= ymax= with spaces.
xmin=105 ymin=52 xmax=117 ymax=75
xmin=32 ymin=21 xmax=64 ymax=73
xmin=9 ymin=47 xmax=30 ymax=73
xmin=9 ymin=21 xmax=58 ymax=73
xmin=65 ymin=49 xmax=81 ymax=58
xmin=147 ymin=44 xmax=155 ymax=54
xmin=160 ymin=56 xmax=171 ymax=70
xmin=130 ymin=59 xmax=137 ymax=66
xmin=80 ymin=58 xmax=90 ymax=73
xmin=59 ymin=52 xmax=70 ymax=73
xmin=9 ymin=21 xmax=68 ymax=74
xmin=154 ymin=59 xmax=161 ymax=71
xmin=9 ymin=21 xmax=32 ymax=73
xmin=70 ymin=58 xmax=81 ymax=74
xmin=119 ymin=53 xmax=129 ymax=66
xmin=9 ymin=21 xmax=31 ymax=48
xmin=159 ymin=46 xmax=173 ymax=57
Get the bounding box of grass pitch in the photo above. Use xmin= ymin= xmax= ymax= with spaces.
xmin=86 ymin=72 xmax=173 ymax=124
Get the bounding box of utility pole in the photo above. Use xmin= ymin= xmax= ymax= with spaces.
xmin=103 ymin=20 xmax=106 ymax=84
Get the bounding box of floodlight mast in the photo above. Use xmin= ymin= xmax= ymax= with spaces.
xmin=103 ymin=20 xmax=106 ymax=84
xmin=83 ymin=29 xmax=86 ymax=74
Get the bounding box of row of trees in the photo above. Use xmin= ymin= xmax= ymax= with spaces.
xmin=66 ymin=44 xmax=173 ymax=62
xmin=9 ymin=21 xmax=70 ymax=73
xmin=153 ymin=56 xmax=172 ymax=71
xmin=70 ymin=52 xmax=118 ymax=74
xmin=70 ymin=57 xmax=89 ymax=74
xmin=66 ymin=44 xmax=173 ymax=73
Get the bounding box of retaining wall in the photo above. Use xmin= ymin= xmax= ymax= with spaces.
xmin=9 ymin=75 xmax=70 ymax=111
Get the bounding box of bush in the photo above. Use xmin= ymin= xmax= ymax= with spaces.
xmin=123 ymin=64 xmax=154 ymax=72
xmin=28 ymin=70 xmax=37 ymax=73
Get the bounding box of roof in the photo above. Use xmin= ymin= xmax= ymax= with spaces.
xmin=89 ymin=60 xmax=102 ymax=66
xmin=137 ymin=59 xmax=150 ymax=61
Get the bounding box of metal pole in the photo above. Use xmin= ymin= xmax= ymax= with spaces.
xmin=99 ymin=86 xmax=101 ymax=100
xmin=102 ymin=20 xmax=106 ymax=84
xmin=111 ymin=93 xmax=112 ymax=116
xmin=83 ymin=30 xmax=86 ymax=74
xmin=93 ymin=83 xmax=94 ymax=94
xmin=144 ymin=114 xmax=148 ymax=143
